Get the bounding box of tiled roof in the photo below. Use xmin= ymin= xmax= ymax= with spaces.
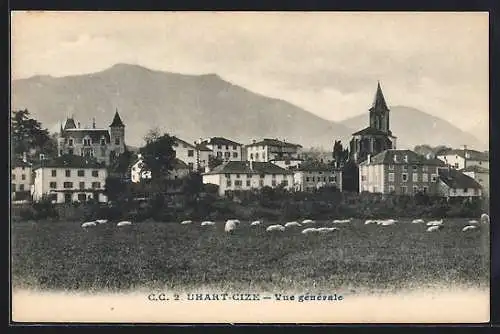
xmin=437 ymin=149 xmax=489 ymax=162
xmin=295 ymin=161 xmax=335 ymax=172
xmin=461 ymin=165 xmax=489 ymax=173
xmin=360 ymin=149 xmax=447 ymax=166
xmin=438 ymin=168 xmax=482 ymax=190
xmin=32 ymin=154 xmax=106 ymax=170
xmin=195 ymin=143 xmax=213 ymax=152
xmin=11 ymin=158 xmax=32 ymax=168
xmin=370 ymin=82 xmax=389 ymax=111
xmin=201 ymin=137 xmax=242 ymax=147
xmin=204 ymin=161 xmax=293 ymax=175
xmin=61 ymin=128 xmax=111 ymax=143
xmin=246 ymin=138 xmax=302 ymax=148
xmin=352 ymin=126 xmax=395 ymax=137
xmin=173 ymin=136 xmax=196 ymax=149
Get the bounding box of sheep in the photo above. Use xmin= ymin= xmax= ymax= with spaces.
xmin=201 ymin=221 xmax=216 ymax=226
xmin=317 ymin=227 xmax=338 ymax=233
xmin=95 ymin=219 xmax=108 ymax=224
xmin=225 ymin=220 xmax=238 ymax=233
xmin=426 ymin=225 xmax=442 ymax=232
xmin=285 ymin=221 xmax=302 ymax=228
xmin=332 ymin=219 xmax=351 ymax=224
xmin=378 ymin=219 xmax=397 ymax=226
xmin=81 ymin=221 xmax=97 ymax=228
xmin=364 ymin=219 xmax=377 ymax=225
xmin=180 ymin=220 xmax=193 ymax=225
xmin=117 ymin=221 xmax=132 ymax=227
xmin=227 ymin=219 xmax=241 ymax=224
xmin=462 ymin=225 xmax=478 ymax=232
xmin=426 ymin=219 xmax=443 ymax=226
xmin=301 ymin=228 xmax=319 ymax=234
xmin=302 ymin=219 xmax=315 ymax=224
xmin=412 ymin=219 xmax=425 ymax=224
xmin=266 ymin=224 xmax=286 ymax=232
xmin=468 ymin=220 xmax=479 ymax=225
xmin=250 ymin=220 xmax=261 ymax=226
xmin=480 ymin=213 xmax=490 ymax=224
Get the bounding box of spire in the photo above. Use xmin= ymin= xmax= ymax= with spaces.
xmin=109 ymin=109 xmax=125 ymax=128
xmin=63 ymin=116 xmax=77 ymax=130
xmin=370 ymin=81 xmax=389 ymax=111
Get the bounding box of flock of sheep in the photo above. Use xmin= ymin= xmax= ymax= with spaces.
xmin=81 ymin=213 xmax=490 ymax=234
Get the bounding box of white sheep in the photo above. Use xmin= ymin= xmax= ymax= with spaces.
xmin=468 ymin=220 xmax=479 ymax=225
xmin=332 ymin=219 xmax=351 ymax=224
xmin=462 ymin=225 xmax=478 ymax=232
xmin=480 ymin=213 xmax=490 ymax=224
xmin=266 ymin=224 xmax=286 ymax=232
xmin=250 ymin=220 xmax=261 ymax=226
xmin=364 ymin=219 xmax=377 ymax=225
xmin=117 ymin=221 xmax=132 ymax=227
xmin=412 ymin=219 xmax=425 ymax=224
xmin=426 ymin=225 xmax=442 ymax=232
xmin=317 ymin=227 xmax=338 ymax=233
xmin=95 ymin=219 xmax=108 ymax=224
xmin=285 ymin=221 xmax=302 ymax=228
xmin=302 ymin=219 xmax=315 ymax=224
xmin=227 ymin=219 xmax=241 ymax=224
xmin=180 ymin=220 xmax=193 ymax=225
xmin=201 ymin=221 xmax=216 ymax=226
xmin=301 ymin=228 xmax=318 ymax=234
xmin=81 ymin=221 xmax=96 ymax=228
xmin=378 ymin=219 xmax=397 ymax=226
xmin=225 ymin=220 xmax=238 ymax=233
xmin=426 ymin=219 xmax=443 ymax=226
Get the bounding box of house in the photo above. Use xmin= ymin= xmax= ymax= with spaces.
xmin=436 ymin=148 xmax=489 ymax=171
xmin=11 ymin=155 xmax=32 ymax=201
xmin=57 ymin=110 xmax=126 ymax=166
xmin=437 ymin=168 xmax=482 ymax=199
xmin=197 ymin=137 xmax=244 ymax=162
xmin=349 ymin=82 xmax=397 ymax=164
xmin=195 ymin=143 xmax=213 ymax=173
xmin=202 ymin=160 xmax=294 ymax=196
xmin=292 ymin=161 xmax=342 ymax=192
xmin=358 ymin=149 xmax=447 ymax=195
xmin=32 ymin=154 xmax=108 ymax=204
xmin=245 ymin=138 xmax=303 ymax=169
xmin=130 ymin=155 xmax=190 ymax=183
xmin=461 ymin=165 xmax=489 ymax=197
xmin=172 ymin=136 xmax=198 ymax=171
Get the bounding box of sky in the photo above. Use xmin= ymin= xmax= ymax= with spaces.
xmin=11 ymin=11 xmax=489 ymax=142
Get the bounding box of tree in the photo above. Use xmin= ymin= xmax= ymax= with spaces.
xmin=11 ymin=109 xmax=52 ymax=158
xmin=110 ymin=147 xmax=134 ymax=176
xmin=342 ymin=159 xmax=359 ymax=192
xmin=208 ymin=155 xmax=224 ymax=170
xmin=139 ymin=131 xmax=176 ymax=180
xmin=332 ymin=140 xmax=349 ymax=168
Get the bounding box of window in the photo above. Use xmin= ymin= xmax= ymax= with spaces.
xmin=235 ymin=180 xmax=242 ymax=187
xmin=400 ymin=186 xmax=407 ymax=194
xmin=226 ymin=180 xmax=232 ymax=187
xmin=431 ymin=174 xmax=438 ymax=182
xmin=232 ymin=152 xmax=238 ymax=158
xmin=388 ymin=173 xmax=395 ymax=182
xmin=77 ymin=170 xmax=85 ymax=177
xmin=282 ymin=180 xmax=288 ymax=186
xmin=422 ymin=166 xmax=428 ymax=172
xmin=388 ymin=185 xmax=395 ymax=193
xmin=328 ymin=176 xmax=335 ymax=182
xmin=21 ymin=174 xmax=26 ymax=180
xmin=454 ymin=163 xmax=459 ymax=169
xmin=464 ymin=188 xmax=468 ymax=193
xmin=402 ymin=173 xmax=408 ymax=182
xmin=388 ymin=164 xmax=394 ymax=170
xmin=79 ymin=182 xmax=85 ymax=190
xmin=100 ymin=138 xmax=106 ymax=145
xmin=413 ymin=186 xmax=419 ymax=193
xmin=403 ymin=165 xmax=408 ymax=171
xmin=423 ymin=186 xmax=428 ymax=193
xmin=250 ymin=153 xmax=254 ymax=160
xmin=271 ymin=180 xmax=277 ymax=187
xmin=182 ymin=144 xmax=187 ymax=148
xmin=188 ymin=163 xmax=194 ymax=170
xmin=68 ymin=149 xmax=74 ymax=155
xmin=92 ymin=170 xmax=99 ymax=177
xmin=246 ymin=180 xmax=251 ymax=187
xmin=361 ymin=175 xmax=366 ymax=181
xmin=65 ymin=170 xmax=71 ymax=177
xmin=246 ymin=174 xmax=252 ymax=178
xmin=272 ymin=174 xmax=276 ymax=178
xmin=69 ymin=139 xmax=74 ymax=146
xmin=262 ymin=153 xmax=266 ymax=160
xmin=260 ymin=174 xmax=265 ymax=179
xmin=11 ymin=173 xmax=15 ymax=180
xmin=224 ymin=173 xmax=230 ymax=178
xmin=259 ymin=180 xmax=264 ymax=187
xmin=403 ymin=155 xmax=408 ymax=163
xmin=225 ymin=145 xmax=229 ymax=150
xmin=77 ymin=193 xmax=87 ymax=202
xmin=188 ymin=150 xmax=194 ymax=157
xmin=236 ymin=174 xmax=240 ymax=178
xmin=83 ymin=138 xmax=91 ymax=146
xmin=101 ymin=147 xmax=106 ymax=157
xmin=412 ymin=173 xmax=418 ymax=182
xmin=115 ymin=138 xmax=120 ymax=145
xmin=12 ymin=184 xmax=16 ymax=192
xmin=49 ymin=182 xmax=57 ymax=189
xmin=91 ymin=182 xmax=101 ymax=189
xmin=224 ymin=152 xmax=230 ymax=158
xmin=422 ymin=173 xmax=428 ymax=182
xmin=217 ymin=145 xmax=222 ymax=149
xmin=63 ymin=182 xmax=73 ymax=189
xmin=19 ymin=184 xmax=25 ymax=191
xmin=216 ymin=152 xmax=222 ymax=157
xmin=255 ymin=153 xmax=259 ymax=160
xmin=412 ymin=165 xmax=417 ymax=172
xmin=233 ymin=145 xmax=237 ymax=150
xmin=51 ymin=170 xmax=57 ymax=177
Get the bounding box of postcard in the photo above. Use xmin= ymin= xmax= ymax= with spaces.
xmin=10 ymin=11 xmax=490 ymax=323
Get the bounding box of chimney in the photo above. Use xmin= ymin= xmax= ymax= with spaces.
xmin=22 ymin=152 xmax=27 ymax=163
xmin=92 ymin=118 xmax=96 ymax=129
xmin=252 ymin=139 xmax=256 ymax=144
xmin=77 ymin=122 xmax=81 ymax=128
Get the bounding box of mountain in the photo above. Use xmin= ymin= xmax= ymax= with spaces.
xmin=11 ymin=63 xmax=353 ymax=149
xmin=338 ymin=106 xmax=488 ymax=151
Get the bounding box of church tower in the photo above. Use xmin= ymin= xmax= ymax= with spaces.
xmin=109 ymin=109 xmax=126 ymax=160
xmin=369 ymin=82 xmax=390 ymax=134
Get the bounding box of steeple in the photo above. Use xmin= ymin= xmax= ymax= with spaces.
xmin=370 ymin=81 xmax=389 ymax=112
xmin=64 ymin=116 xmax=77 ymax=130
xmin=109 ymin=108 xmax=125 ymax=128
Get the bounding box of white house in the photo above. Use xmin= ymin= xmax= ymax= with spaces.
xmin=11 ymin=156 xmax=32 ymax=201
xmin=245 ymin=138 xmax=303 ymax=164
xmin=172 ymin=136 xmax=198 ymax=172
xmin=130 ymin=155 xmax=190 ymax=183
xmin=292 ymin=162 xmax=342 ymax=192
xmin=32 ymin=154 xmax=108 ymax=204
xmin=197 ymin=137 xmax=244 ymax=162
xmin=202 ymin=160 xmax=294 ymax=196
xmin=437 ymin=168 xmax=482 ymax=199
xmin=436 ymin=148 xmax=489 ymax=171
xmin=460 ymin=165 xmax=489 ymax=197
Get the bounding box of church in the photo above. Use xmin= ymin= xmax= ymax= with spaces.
xmin=57 ymin=110 xmax=126 ymax=166
xmin=349 ymin=82 xmax=397 ymax=164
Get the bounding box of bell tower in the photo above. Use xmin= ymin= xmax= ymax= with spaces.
xmin=369 ymin=81 xmax=390 ymax=134
xmin=109 ymin=109 xmax=126 ymax=156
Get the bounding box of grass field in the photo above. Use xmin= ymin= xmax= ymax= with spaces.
xmin=11 ymin=218 xmax=490 ymax=295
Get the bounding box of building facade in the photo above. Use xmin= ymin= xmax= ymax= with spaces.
xmin=436 ymin=148 xmax=489 ymax=171
xmin=32 ymin=155 xmax=108 ymax=203
xmin=195 ymin=143 xmax=213 ymax=173
xmin=437 ymin=168 xmax=483 ymax=199
xmin=461 ymin=165 xmax=489 ymax=197
xmin=198 ymin=137 xmax=244 ymax=162
xmin=57 ymin=110 xmax=126 ymax=166
xmin=172 ymin=136 xmax=198 ymax=172
xmin=292 ymin=163 xmax=342 ymax=192
xmin=11 ymin=157 xmax=32 ymax=201
xmin=358 ymin=149 xmax=446 ymax=195
xmin=349 ymin=82 xmax=397 ymax=164
xmin=245 ymin=138 xmax=303 ymax=164
xmin=202 ymin=161 xmax=294 ymax=196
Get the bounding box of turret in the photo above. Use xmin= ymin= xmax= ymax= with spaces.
xmin=369 ymin=81 xmax=390 ymax=133
xmin=109 ymin=109 xmax=126 ymax=156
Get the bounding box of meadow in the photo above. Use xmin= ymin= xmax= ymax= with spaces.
xmin=11 ymin=218 xmax=490 ymax=295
